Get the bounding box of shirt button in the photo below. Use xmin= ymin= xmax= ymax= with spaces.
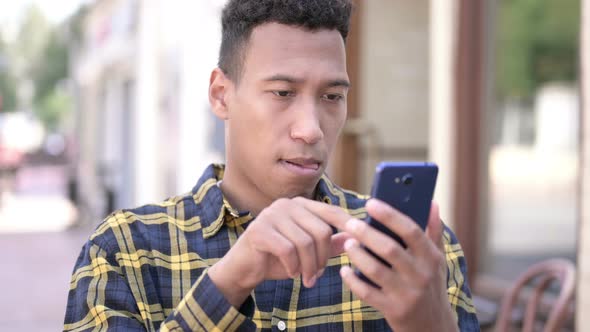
xmin=277 ymin=320 xmax=286 ymax=331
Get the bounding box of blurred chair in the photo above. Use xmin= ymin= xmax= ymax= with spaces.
xmin=494 ymin=258 xmax=576 ymax=332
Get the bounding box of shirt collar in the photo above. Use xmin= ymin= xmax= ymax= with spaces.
xmin=191 ymin=164 xmax=350 ymax=239
xmin=315 ymin=173 xmax=351 ymax=209
xmin=190 ymin=164 xmax=231 ymax=239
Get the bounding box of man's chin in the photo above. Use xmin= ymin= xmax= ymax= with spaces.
xmin=273 ymin=178 xmax=322 ymax=200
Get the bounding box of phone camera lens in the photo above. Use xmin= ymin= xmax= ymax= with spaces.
xmin=402 ymin=174 xmax=413 ymax=185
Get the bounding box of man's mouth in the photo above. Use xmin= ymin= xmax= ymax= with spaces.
xmin=283 ymin=158 xmax=321 ymax=170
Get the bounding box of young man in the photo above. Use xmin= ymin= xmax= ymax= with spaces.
xmin=64 ymin=1 xmax=479 ymax=331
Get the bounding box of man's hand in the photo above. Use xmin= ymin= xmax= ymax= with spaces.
xmin=208 ymin=197 xmax=352 ymax=308
xmin=339 ymin=199 xmax=458 ymax=332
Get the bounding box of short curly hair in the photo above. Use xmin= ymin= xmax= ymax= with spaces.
xmin=218 ymin=0 xmax=353 ymax=82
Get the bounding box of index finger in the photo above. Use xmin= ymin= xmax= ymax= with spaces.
xmin=365 ymin=199 xmax=430 ymax=254
xmin=295 ymin=197 xmax=351 ymax=231
xmin=425 ymin=201 xmax=444 ymax=251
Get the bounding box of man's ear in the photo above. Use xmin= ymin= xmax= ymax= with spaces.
xmin=209 ymin=68 xmax=232 ymax=120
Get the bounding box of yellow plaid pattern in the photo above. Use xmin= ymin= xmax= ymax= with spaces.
xmin=64 ymin=164 xmax=479 ymax=331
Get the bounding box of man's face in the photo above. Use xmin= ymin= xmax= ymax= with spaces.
xmin=221 ymin=23 xmax=349 ymax=200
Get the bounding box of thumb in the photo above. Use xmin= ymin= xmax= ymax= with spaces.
xmin=330 ymin=232 xmax=353 ymax=257
xmin=425 ymin=201 xmax=444 ymax=252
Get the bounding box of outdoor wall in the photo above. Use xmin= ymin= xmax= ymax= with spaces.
xmin=132 ymin=0 xmax=161 ymax=206
xmin=74 ymin=0 xmax=142 ymax=217
xmin=73 ymin=0 xmax=226 ymax=219
xmin=76 ymin=81 xmax=103 ymax=218
xmin=173 ymin=0 xmax=226 ymax=194
xmin=359 ymin=0 xmax=430 ymax=194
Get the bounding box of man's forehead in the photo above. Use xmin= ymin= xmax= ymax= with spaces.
xmin=261 ymin=73 xmax=351 ymax=89
xmin=242 ymin=23 xmax=347 ymax=78
xmin=248 ymin=22 xmax=345 ymax=49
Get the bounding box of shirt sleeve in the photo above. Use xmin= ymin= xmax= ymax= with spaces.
xmin=160 ymin=270 xmax=256 ymax=331
xmin=64 ymin=239 xmax=257 ymax=332
xmin=442 ymin=225 xmax=481 ymax=332
xmin=64 ymin=239 xmax=147 ymax=331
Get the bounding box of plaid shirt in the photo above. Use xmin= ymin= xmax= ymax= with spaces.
xmin=64 ymin=164 xmax=479 ymax=331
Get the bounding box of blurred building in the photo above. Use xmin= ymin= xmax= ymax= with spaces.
xmin=72 ymin=0 xmax=225 ymax=220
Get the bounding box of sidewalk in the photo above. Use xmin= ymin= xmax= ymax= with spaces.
xmin=0 ymin=225 xmax=93 ymax=331
xmin=0 ymin=163 xmax=92 ymax=330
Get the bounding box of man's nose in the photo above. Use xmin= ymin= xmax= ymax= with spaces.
xmin=290 ymin=100 xmax=324 ymax=145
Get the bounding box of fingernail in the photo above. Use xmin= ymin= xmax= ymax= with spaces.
xmin=344 ymin=238 xmax=356 ymax=250
xmin=346 ymin=219 xmax=361 ymax=232
xmin=339 ymin=266 xmax=350 ymax=278
xmin=368 ymin=199 xmax=386 ymax=213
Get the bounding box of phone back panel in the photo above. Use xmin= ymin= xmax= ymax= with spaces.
xmin=368 ymin=162 xmax=439 ymax=246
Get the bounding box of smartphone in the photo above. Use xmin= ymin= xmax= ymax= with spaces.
xmin=355 ymin=161 xmax=438 ymax=287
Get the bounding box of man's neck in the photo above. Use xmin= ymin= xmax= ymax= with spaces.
xmin=219 ymin=165 xmax=316 ymax=216
xmin=219 ymin=168 xmax=273 ymax=217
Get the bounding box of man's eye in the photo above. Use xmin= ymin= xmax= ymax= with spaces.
xmin=273 ymin=90 xmax=294 ymax=97
xmin=323 ymin=94 xmax=344 ymax=101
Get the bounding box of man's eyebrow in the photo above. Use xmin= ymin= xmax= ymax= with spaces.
xmin=263 ymin=74 xmax=302 ymax=84
xmin=262 ymin=74 xmax=350 ymax=88
xmin=326 ymin=79 xmax=351 ymax=88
